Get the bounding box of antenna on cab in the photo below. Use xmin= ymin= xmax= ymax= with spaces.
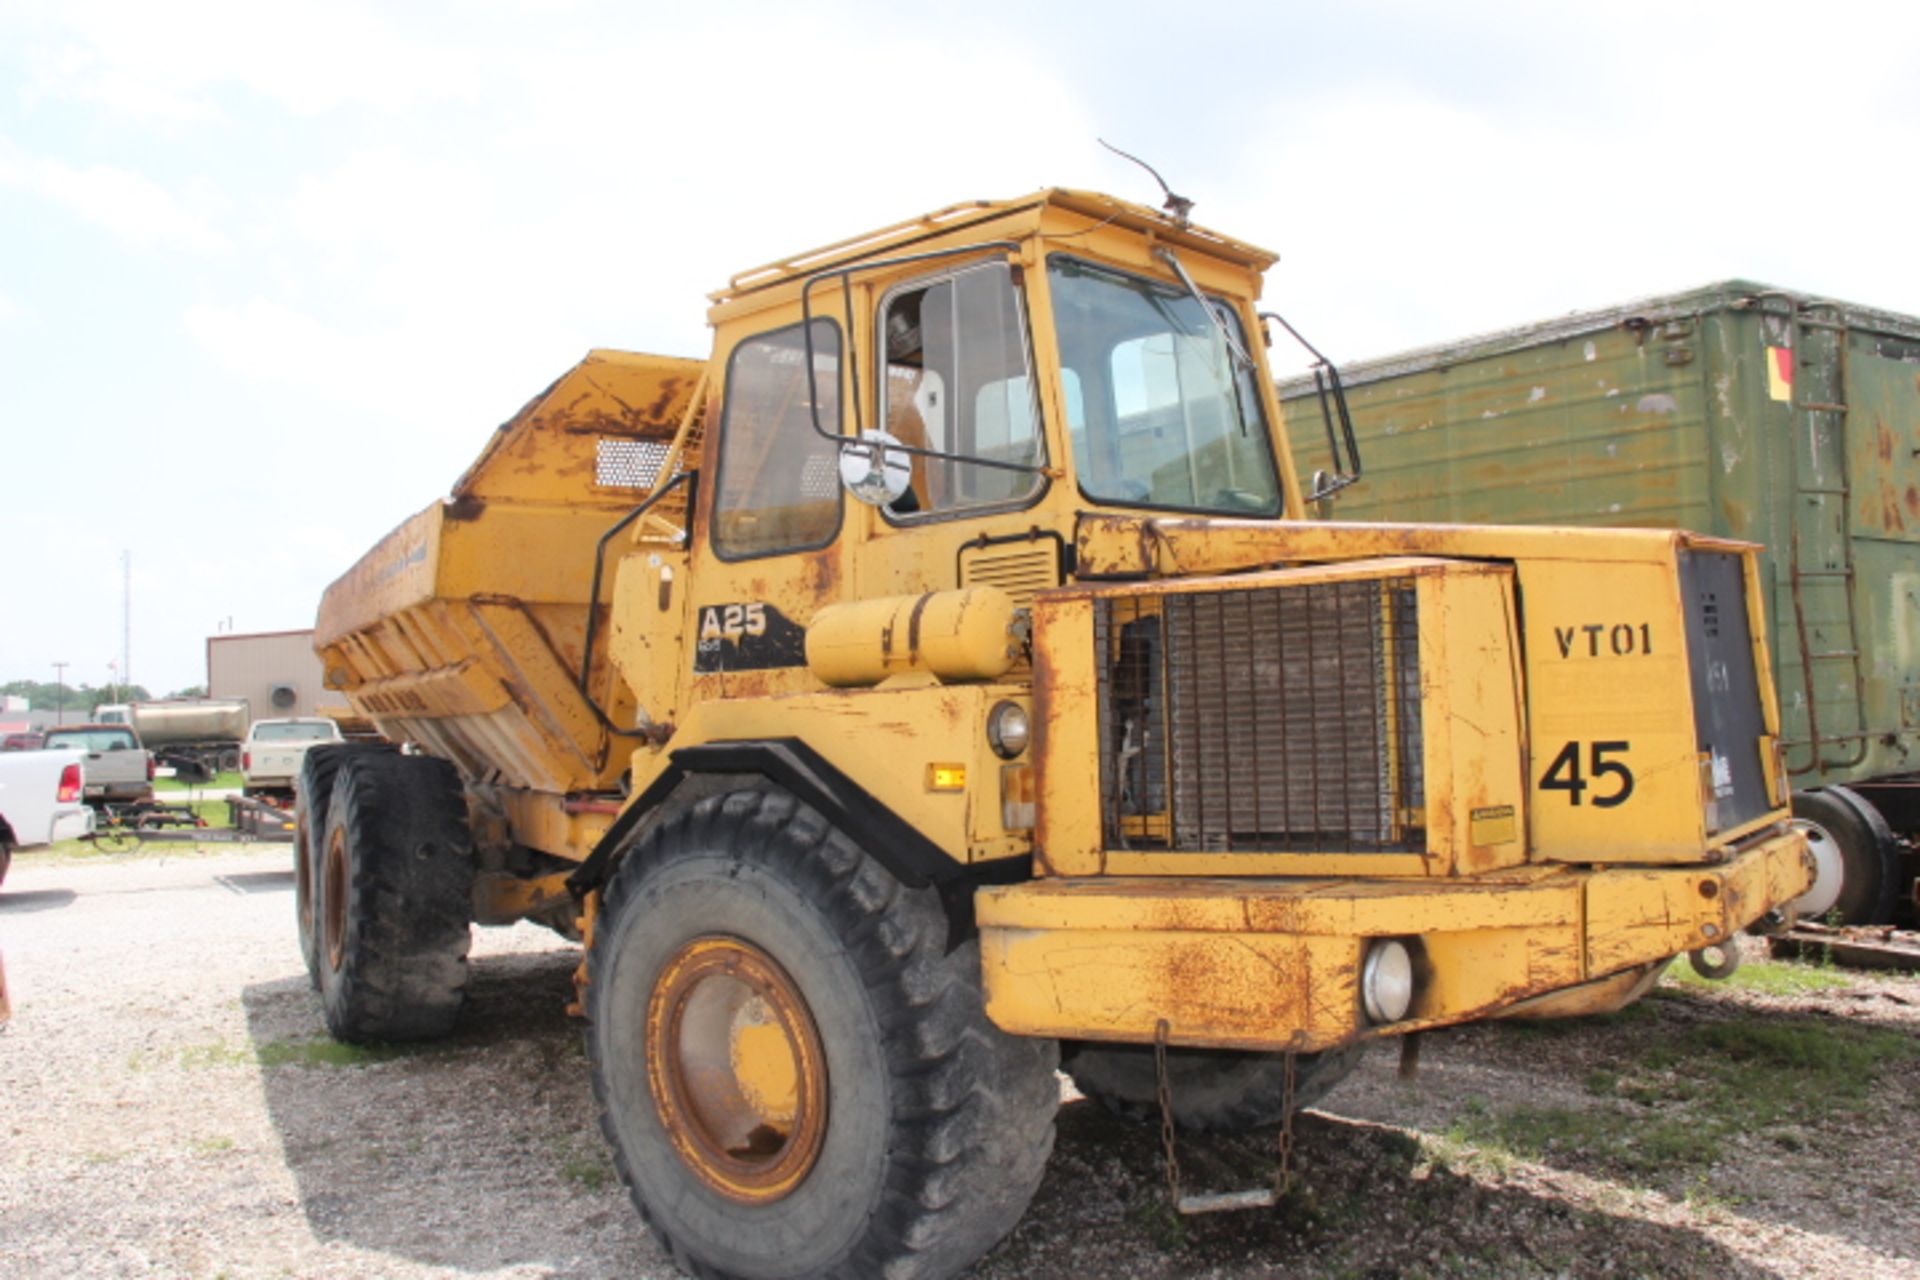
xmin=1098 ymin=138 xmax=1195 ymax=227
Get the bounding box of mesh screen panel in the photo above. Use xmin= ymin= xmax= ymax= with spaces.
xmin=596 ymin=438 xmax=673 ymax=489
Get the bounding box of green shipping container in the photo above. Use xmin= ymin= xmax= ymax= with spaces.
xmin=1284 ymin=281 xmax=1920 ymax=922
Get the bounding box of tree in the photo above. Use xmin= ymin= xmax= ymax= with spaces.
xmin=1 ymin=680 xmax=154 ymax=711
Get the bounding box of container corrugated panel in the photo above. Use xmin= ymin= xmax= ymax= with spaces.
xmin=1285 ymin=280 xmax=1920 ymax=790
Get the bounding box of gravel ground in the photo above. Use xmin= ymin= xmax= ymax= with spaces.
xmin=3 ymin=845 xmax=1916 ymax=1279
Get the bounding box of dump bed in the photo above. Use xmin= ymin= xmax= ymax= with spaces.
xmin=1286 ymin=280 xmax=1920 ymax=787
xmin=314 ymin=349 xmax=704 ymax=796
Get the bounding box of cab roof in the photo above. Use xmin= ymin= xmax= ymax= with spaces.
xmin=712 ymin=188 xmax=1279 ymax=305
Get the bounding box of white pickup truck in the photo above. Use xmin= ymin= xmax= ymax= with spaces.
xmin=242 ymin=718 xmax=344 ymax=797
xmin=0 ymin=749 xmax=93 ymax=886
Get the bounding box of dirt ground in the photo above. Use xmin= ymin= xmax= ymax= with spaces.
xmin=3 ymin=844 xmax=1916 ymax=1279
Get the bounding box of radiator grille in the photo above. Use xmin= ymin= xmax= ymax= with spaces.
xmin=1095 ymin=578 xmax=1425 ymax=853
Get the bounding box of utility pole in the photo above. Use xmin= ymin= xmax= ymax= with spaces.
xmin=123 ymin=549 xmax=132 ymax=697
xmin=52 ymin=661 xmax=68 ymax=726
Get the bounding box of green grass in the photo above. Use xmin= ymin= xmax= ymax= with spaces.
xmin=1664 ymin=956 xmax=1852 ymax=996
xmin=1459 ymin=1012 xmax=1916 ymax=1181
xmin=561 ymin=1155 xmax=613 ymax=1192
xmin=155 ymin=770 xmax=244 ymax=793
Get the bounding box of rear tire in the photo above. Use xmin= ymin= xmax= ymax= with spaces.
xmin=1063 ymin=1041 xmax=1367 ymax=1133
xmin=587 ymin=785 xmax=1059 ymax=1280
xmin=295 ymin=743 xmax=361 ymax=987
xmin=316 ymin=752 xmax=474 ymax=1042
xmin=1794 ymin=787 xmax=1899 ymax=925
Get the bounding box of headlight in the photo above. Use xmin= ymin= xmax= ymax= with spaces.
xmin=987 ymin=701 xmax=1030 ymax=759
xmin=1362 ymin=939 xmax=1414 ymax=1024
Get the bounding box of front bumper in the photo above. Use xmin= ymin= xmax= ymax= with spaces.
xmin=976 ymin=825 xmax=1812 ymax=1051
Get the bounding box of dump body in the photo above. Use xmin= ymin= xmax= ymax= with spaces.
xmin=1286 ymin=281 xmax=1920 ymax=793
xmin=315 ymin=349 xmax=703 ymax=858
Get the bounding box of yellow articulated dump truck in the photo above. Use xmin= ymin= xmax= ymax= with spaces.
xmin=307 ymin=189 xmax=1817 ymax=1279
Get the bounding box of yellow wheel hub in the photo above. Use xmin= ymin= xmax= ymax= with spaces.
xmin=323 ymin=826 xmax=350 ymax=971
xmin=647 ymin=936 xmax=828 ymax=1203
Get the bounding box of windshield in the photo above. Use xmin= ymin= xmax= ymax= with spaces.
xmin=45 ymin=728 xmax=138 ymax=752
xmin=1048 ymin=255 xmax=1281 ymax=515
xmin=252 ymin=721 xmax=340 ymax=742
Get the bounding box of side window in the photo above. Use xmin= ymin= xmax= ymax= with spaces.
xmin=880 ymin=261 xmax=1044 ymax=518
xmin=713 ymin=320 xmax=843 ymax=559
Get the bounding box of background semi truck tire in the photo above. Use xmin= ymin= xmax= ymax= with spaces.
xmin=586 ymin=785 xmax=1058 ymax=1280
xmin=1062 ymin=1041 xmax=1368 ymax=1133
xmin=294 ymin=743 xmax=362 ymax=988
xmin=316 ymin=752 xmax=474 ymax=1042
xmin=1794 ymin=787 xmax=1900 ymax=925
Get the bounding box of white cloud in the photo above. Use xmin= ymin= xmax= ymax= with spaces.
xmin=0 ymin=291 xmax=24 ymax=322
xmin=0 ymin=136 xmax=226 ymax=253
xmin=13 ymin=0 xmax=484 ymax=123
xmin=1235 ymin=74 xmax=1920 ymax=369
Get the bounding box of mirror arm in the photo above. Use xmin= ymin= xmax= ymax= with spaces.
xmin=1260 ymin=310 xmax=1362 ymax=502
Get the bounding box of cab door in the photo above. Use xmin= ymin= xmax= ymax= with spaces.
xmin=684 ymin=316 xmax=850 ymax=701
xmin=851 ymin=259 xmax=1060 ymax=605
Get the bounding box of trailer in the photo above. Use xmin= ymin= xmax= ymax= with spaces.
xmin=1286 ymin=280 xmax=1920 ymax=922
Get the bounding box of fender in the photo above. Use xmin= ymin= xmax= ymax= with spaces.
xmin=567 ymin=737 xmax=964 ymax=898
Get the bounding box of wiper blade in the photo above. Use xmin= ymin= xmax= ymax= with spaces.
xmin=1153 ymin=246 xmax=1255 ymax=372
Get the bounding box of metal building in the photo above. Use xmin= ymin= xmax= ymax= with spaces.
xmin=207 ymin=629 xmax=351 ymax=720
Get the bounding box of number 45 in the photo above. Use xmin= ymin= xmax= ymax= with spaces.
xmin=1540 ymin=740 xmax=1635 ymax=808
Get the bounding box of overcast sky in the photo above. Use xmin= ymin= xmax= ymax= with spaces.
xmin=4 ymin=0 xmax=1917 ymax=696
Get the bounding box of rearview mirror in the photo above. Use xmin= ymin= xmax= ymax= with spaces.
xmin=838 ymin=430 xmax=912 ymax=506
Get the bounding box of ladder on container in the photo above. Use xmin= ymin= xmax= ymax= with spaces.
xmin=1772 ymin=296 xmax=1871 ymax=775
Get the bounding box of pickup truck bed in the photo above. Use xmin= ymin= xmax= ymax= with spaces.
xmin=41 ymin=725 xmax=152 ymax=805
xmin=0 ymin=748 xmax=93 ymax=884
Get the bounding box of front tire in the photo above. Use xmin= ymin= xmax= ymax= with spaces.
xmin=1063 ymin=1041 xmax=1367 ymax=1133
xmin=316 ymin=752 xmax=474 ymax=1042
xmin=587 ymin=786 xmax=1059 ymax=1280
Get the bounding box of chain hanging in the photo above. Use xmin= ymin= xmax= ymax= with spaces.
xmin=1153 ymin=1019 xmax=1184 ymax=1207
xmin=1272 ymin=1047 xmax=1298 ymax=1197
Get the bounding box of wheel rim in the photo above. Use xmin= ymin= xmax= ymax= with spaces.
xmin=1788 ymin=817 xmax=1844 ymax=918
xmin=646 ymin=935 xmax=828 ymax=1204
xmin=323 ymin=826 xmax=349 ymax=971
